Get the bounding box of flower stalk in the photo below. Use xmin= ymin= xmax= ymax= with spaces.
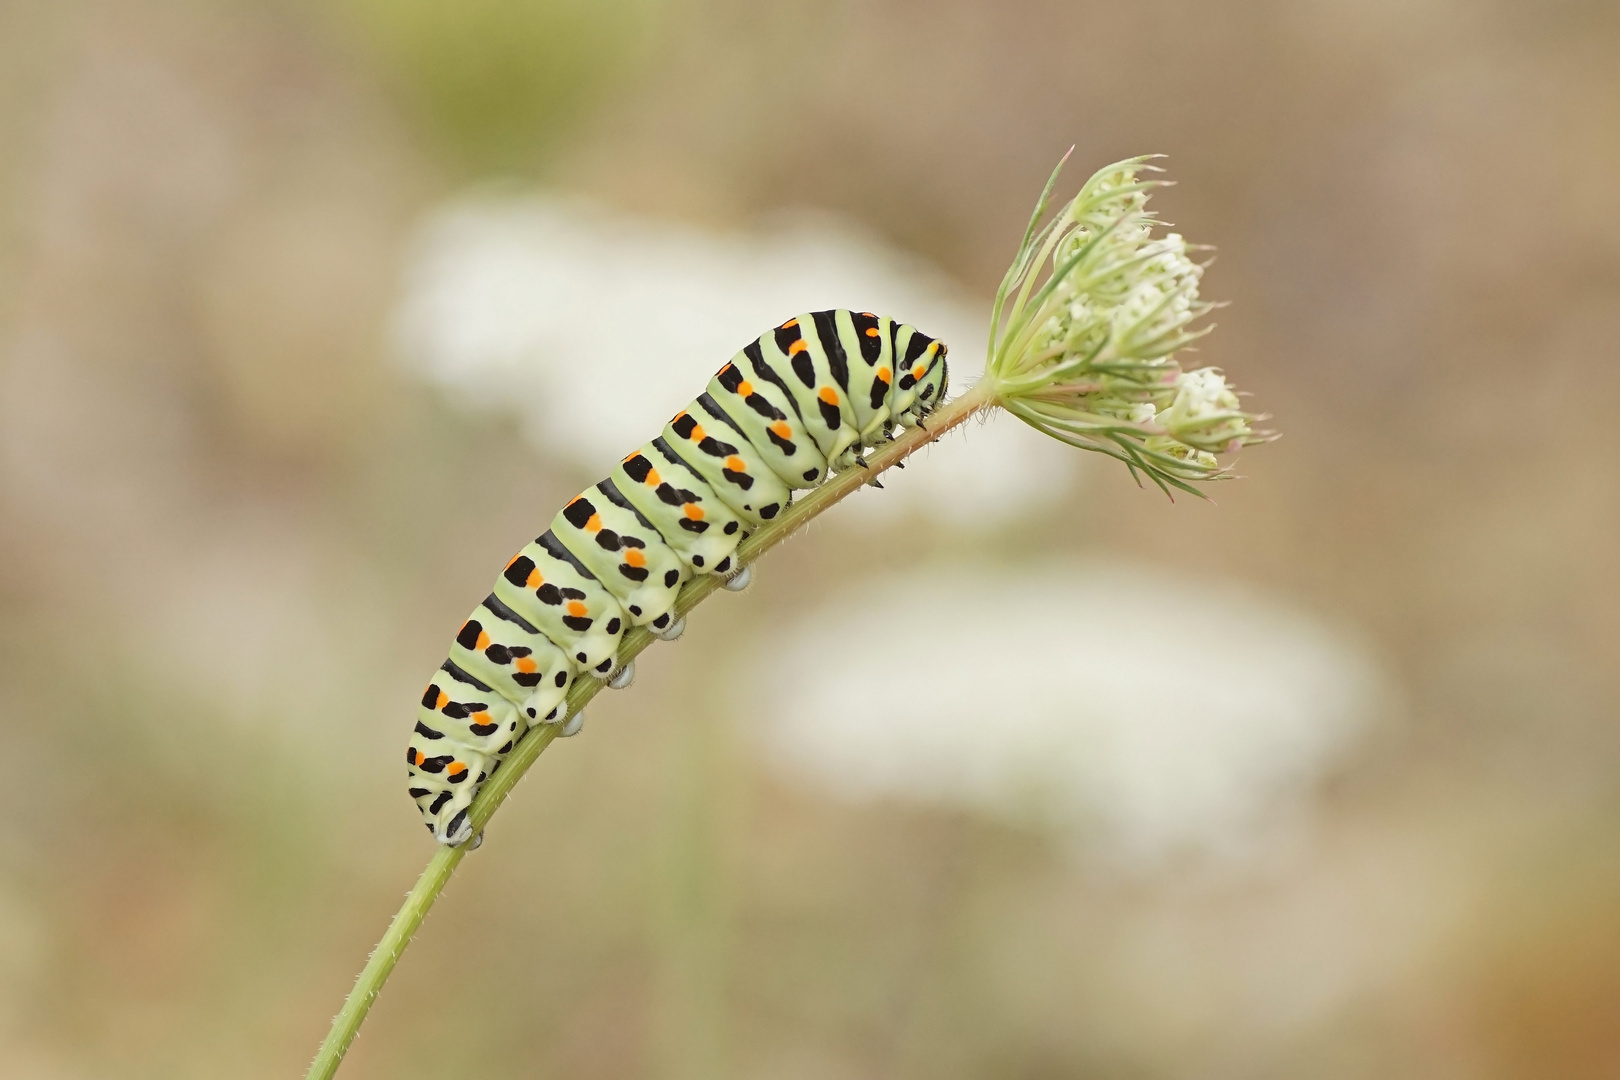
xmin=307 ymin=153 xmax=1271 ymax=1079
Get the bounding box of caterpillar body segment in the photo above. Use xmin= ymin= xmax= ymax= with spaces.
xmin=408 ymin=660 xmax=527 ymax=843
xmin=707 ymin=357 xmax=829 ymax=489
xmin=610 ymin=444 xmax=747 ymax=576
xmin=839 ymin=309 xmax=899 ymax=439
xmin=409 ymin=311 xmax=948 ymax=844
xmin=492 ymin=533 xmax=626 ymax=679
xmin=754 ymin=316 xmax=866 ymax=470
xmin=449 ymin=593 xmax=574 ymax=724
xmin=553 ymin=484 xmax=690 ymax=632
xmin=813 ymin=308 xmax=896 ymax=443
xmin=662 ymin=402 xmax=791 ymax=527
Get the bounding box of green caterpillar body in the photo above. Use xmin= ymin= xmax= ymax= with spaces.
xmin=407 ymin=311 xmax=949 ymax=844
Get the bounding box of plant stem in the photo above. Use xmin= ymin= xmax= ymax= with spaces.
xmin=305 ymin=381 xmax=995 ymax=1080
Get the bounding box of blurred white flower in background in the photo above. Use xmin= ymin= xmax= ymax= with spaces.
xmin=746 ymin=560 xmax=1391 ymax=866
xmin=391 ymin=191 xmax=1080 ymax=525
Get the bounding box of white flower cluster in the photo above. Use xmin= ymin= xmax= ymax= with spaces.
xmin=985 ymin=156 xmax=1267 ymax=495
xmin=1159 ymin=366 xmax=1250 ymax=454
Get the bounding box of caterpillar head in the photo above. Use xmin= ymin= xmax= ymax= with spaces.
xmin=892 ymin=329 xmax=949 ymax=427
xmin=914 ymin=341 xmax=948 ymax=412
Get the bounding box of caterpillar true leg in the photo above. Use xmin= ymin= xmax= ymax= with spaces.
xmin=409 ymin=312 xmax=947 ymax=843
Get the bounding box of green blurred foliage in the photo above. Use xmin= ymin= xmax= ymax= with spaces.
xmin=329 ymin=0 xmax=663 ymax=172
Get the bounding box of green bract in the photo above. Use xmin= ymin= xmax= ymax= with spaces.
xmin=986 ymin=154 xmax=1270 ymax=496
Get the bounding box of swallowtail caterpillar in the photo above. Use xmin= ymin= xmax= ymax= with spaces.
xmin=406 ymin=310 xmax=947 ymax=844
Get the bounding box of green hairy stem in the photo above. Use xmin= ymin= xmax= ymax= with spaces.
xmin=305 ymin=383 xmax=995 ymax=1080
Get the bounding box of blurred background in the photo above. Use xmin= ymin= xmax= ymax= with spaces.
xmin=2 ymin=0 xmax=1618 ymax=1077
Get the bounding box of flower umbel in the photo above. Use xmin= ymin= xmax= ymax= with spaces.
xmin=985 ymin=153 xmax=1270 ymax=496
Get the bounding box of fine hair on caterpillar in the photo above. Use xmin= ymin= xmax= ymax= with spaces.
xmin=406 ymin=310 xmax=948 ymax=845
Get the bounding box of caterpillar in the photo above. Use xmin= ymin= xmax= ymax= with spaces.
xmin=407 ymin=310 xmax=949 ymax=844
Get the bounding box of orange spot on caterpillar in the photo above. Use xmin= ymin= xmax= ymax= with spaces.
xmin=624 ymin=548 xmax=646 ymax=568
xmin=476 ymin=631 xmax=490 ymax=650
xmin=737 ymin=379 xmax=754 ymax=396
xmin=877 ymin=366 xmax=891 ymax=383
xmin=725 ymin=455 xmax=746 ymax=472
xmin=788 ymin=339 xmax=809 ymax=355
xmin=567 ymin=600 xmax=588 ymax=618
xmin=819 ymin=387 xmax=839 ymax=405
xmin=864 ymin=327 xmax=880 ymax=337
xmin=912 ymin=365 xmax=926 ymax=379
xmin=690 ymin=424 xmax=707 ymax=441
xmin=781 ymin=318 xmax=798 ymax=329
xmin=448 ymin=762 xmax=467 ymax=778
xmin=526 ymin=568 xmax=542 ymax=589
xmin=645 ymin=468 xmax=660 ymax=486
xmin=769 ymin=421 xmax=792 ymax=439
xmin=585 ymin=513 xmax=602 ymax=532
xmin=682 ymin=503 xmax=704 ymax=520
xmin=515 ymin=657 xmax=538 ymax=673
xmin=435 ymin=690 xmax=449 ymax=710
